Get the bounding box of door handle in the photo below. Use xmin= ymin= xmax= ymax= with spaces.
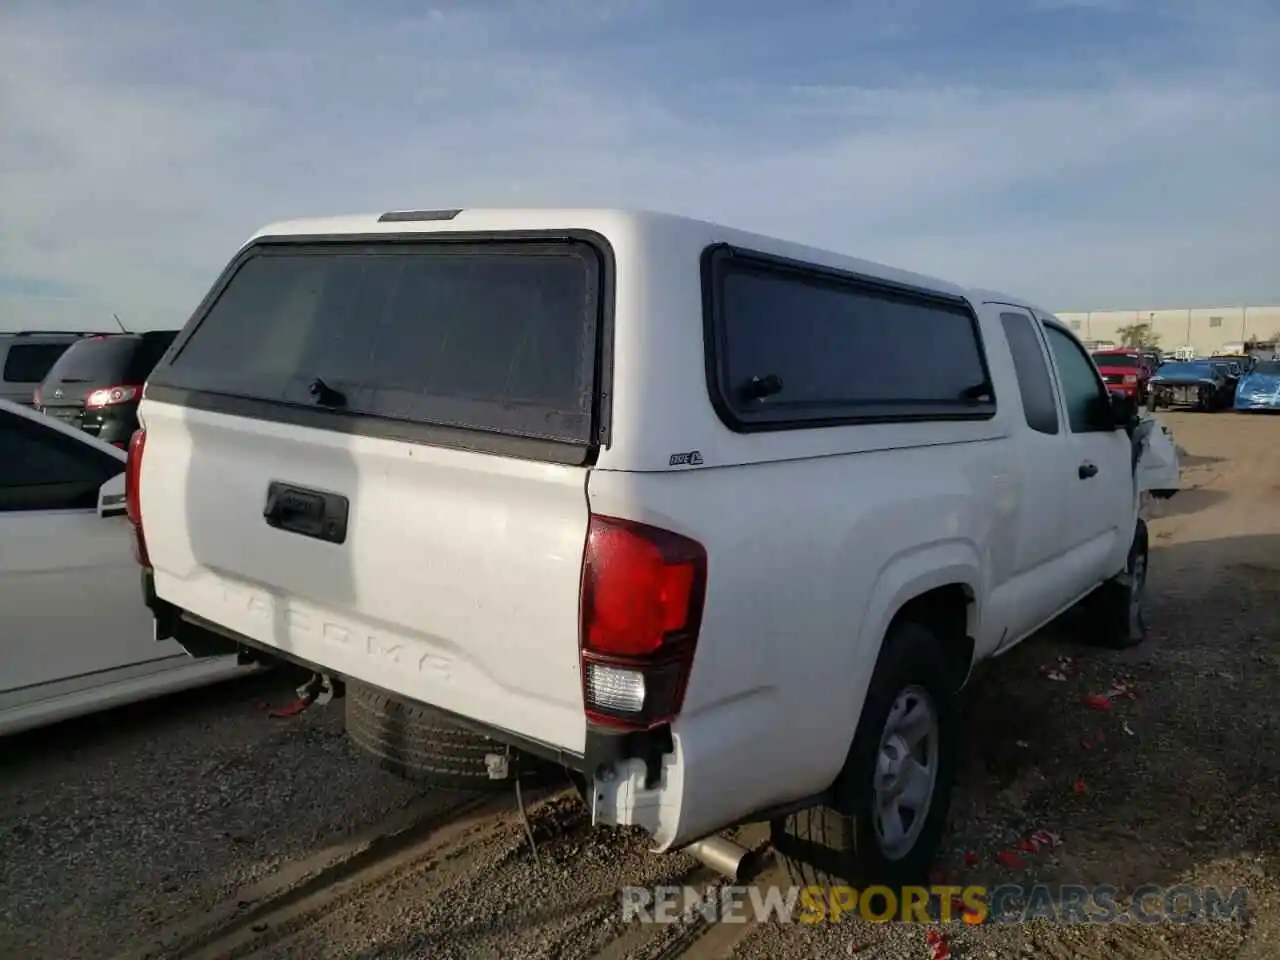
xmin=1078 ymin=461 xmax=1098 ymax=479
xmin=263 ymin=481 xmax=350 ymax=544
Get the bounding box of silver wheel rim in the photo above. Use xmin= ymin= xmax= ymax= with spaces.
xmin=872 ymin=686 xmax=939 ymax=860
xmin=1128 ymin=551 xmax=1147 ymax=634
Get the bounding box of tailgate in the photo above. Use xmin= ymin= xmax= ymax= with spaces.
xmin=141 ymin=401 xmax=592 ymax=753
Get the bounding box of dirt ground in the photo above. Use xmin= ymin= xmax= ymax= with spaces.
xmin=1 ymin=411 xmax=1277 ymax=960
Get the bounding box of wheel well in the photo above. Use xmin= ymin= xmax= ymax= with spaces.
xmin=889 ymin=584 xmax=975 ymax=691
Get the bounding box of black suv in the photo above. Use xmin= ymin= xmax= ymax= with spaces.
xmin=36 ymin=330 xmax=178 ymax=446
xmin=1 ymin=331 xmax=92 ymax=407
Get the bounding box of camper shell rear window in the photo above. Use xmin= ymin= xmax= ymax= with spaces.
xmin=150 ymin=234 xmax=612 ymax=462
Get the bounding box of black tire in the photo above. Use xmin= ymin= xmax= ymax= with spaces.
xmin=344 ymin=681 xmax=556 ymax=791
xmin=1082 ymin=519 xmax=1149 ymax=649
xmin=770 ymin=621 xmax=959 ymax=888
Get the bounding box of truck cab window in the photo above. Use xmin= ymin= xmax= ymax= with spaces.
xmin=1043 ymin=326 xmax=1111 ymax=433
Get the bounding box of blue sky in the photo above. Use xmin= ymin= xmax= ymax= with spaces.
xmin=1 ymin=0 xmax=1276 ymax=331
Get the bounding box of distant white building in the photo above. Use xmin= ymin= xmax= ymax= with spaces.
xmin=1055 ymin=305 xmax=1280 ymax=356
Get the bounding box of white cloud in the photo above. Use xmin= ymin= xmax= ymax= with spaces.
xmin=0 ymin=0 xmax=1276 ymax=331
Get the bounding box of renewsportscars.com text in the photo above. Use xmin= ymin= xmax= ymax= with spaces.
xmin=620 ymin=883 xmax=1248 ymax=926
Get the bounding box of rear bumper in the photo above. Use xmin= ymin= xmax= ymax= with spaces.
xmin=140 ymin=569 xmax=676 ymax=785
xmin=140 ymin=570 xmax=811 ymax=849
xmin=35 ymin=407 xmax=137 ymax=445
xmin=1151 ymin=382 xmax=1219 ymax=406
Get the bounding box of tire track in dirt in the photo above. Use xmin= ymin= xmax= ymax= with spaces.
xmin=116 ymin=790 xmax=511 ymax=960
xmin=115 ymin=776 xmax=774 ymax=960
xmin=264 ymin=801 xmax=758 ymax=960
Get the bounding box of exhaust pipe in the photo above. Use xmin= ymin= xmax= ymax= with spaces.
xmin=683 ymin=835 xmax=754 ymax=882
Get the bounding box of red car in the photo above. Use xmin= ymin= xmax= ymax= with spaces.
xmin=1092 ymin=350 xmax=1154 ymax=402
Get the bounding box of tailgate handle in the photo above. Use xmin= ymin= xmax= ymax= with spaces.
xmin=263 ymin=482 xmax=349 ymax=544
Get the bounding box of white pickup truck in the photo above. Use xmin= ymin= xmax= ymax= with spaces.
xmin=129 ymin=208 xmax=1178 ymax=886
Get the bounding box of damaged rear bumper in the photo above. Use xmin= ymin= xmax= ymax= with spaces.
xmin=140 ymin=569 xmax=679 ymax=790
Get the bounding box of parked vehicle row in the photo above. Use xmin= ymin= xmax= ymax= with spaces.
xmin=1 ymin=328 xmax=233 ymax=733
xmin=1146 ymin=352 xmax=1278 ymax=413
xmin=125 ymin=206 xmax=1181 ymax=887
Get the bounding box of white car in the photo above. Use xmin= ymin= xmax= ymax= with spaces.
xmin=129 ymin=208 xmax=1180 ymax=885
xmin=0 ymin=397 xmax=249 ymax=736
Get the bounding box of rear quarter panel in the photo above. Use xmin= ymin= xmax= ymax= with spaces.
xmin=588 ymin=436 xmax=1010 ymax=845
xmin=590 ymin=226 xmax=1022 ymax=844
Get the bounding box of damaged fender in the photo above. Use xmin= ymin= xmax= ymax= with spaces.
xmin=1132 ymin=414 xmax=1180 ymax=500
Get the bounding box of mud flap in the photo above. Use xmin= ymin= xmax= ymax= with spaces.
xmin=1132 ymin=415 xmax=1181 ymax=500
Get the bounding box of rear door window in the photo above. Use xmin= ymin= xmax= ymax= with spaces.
xmin=999 ymin=311 xmax=1059 ymax=435
xmin=160 ymin=240 xmax=604 ymax=445
xmin=3 ymin=343 xmax=73 ymax=384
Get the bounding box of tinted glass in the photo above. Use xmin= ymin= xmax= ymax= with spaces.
xmin=1157 ymin=363 xmax=1215 ymax=377
xmin=0 ymin=411 xmax=117 ymax=492
xmin=1252 ymin=361 xmax=1280 ymax=375
xmin=714 ymin=262 xmax=991 ymax=422
xmin=1000 ymin=312 xmax=1059 ymax=434
xmin=2 ymin=343 xmax=72 ymax=383
xmin=1092 ymin=353 xmax=1141 ymax=368
xmin=44 ymin=333 xmax=177 ymax=385
xmin=167 ymin=242 xmax=601 ymax=443
xmin=1044 ymin=326 xmax=1109 ymax=433
xmin=131 ymin=332 xmax=178 ymax=376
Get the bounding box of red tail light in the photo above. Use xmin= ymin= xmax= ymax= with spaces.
xmin=125 ymin=428 xmax=150 ymax=567
xmin=579 ymin=515 xmax=707 ymax=731
xmin=86 ymin=384 xmax=142 ymax=409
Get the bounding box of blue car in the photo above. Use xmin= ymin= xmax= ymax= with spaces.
xmin=1233 ymin=360 xmax=1280 ymax=411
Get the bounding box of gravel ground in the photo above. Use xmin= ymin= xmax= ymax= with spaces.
xmin=0 ymin=668 xmax=424 ymax=959
xmin=1 ymin=411 xmax=1276 ymax=960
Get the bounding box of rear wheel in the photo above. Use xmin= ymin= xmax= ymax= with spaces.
xmin=771 ymin=621 xmax=958 ymax=887
xmin=344 ymin=681 xmax=557 ymax=791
